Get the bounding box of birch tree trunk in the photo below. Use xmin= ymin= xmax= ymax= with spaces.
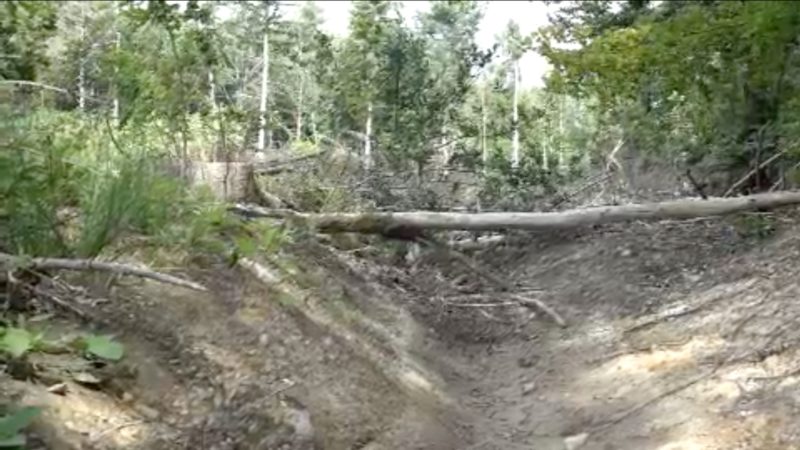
xmin=112 ymin=2 xmax=120 ymax=123
xmin=441 ymin=122 xmax=449 ymax=177
xmin=481 ymin=81 xmax=488 ymax=174
xmin=511 ymin=59 xmax=520 ymax=169
xmin=542 ymin=135 xmax=549 ymax=171
xmin=257 ymin=20 xmax=270 ymax=153
xmin=78 ymin=4 xmax=87 ymax=112
xmin=558 ymin=94 xmax=566 ymax=174
xmin=310 ymin=111 xmax=318 ymax=144
xmin=364 ymin=101 xmax=373 ymax=169
xmin=208 ymin=71 xmax=216 ymax=111
xmin=295 ymin=76 xmax=304 ymax=141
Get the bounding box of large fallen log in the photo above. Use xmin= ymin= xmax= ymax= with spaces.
xmin=231 ymin=190 xmax=800 ymax=234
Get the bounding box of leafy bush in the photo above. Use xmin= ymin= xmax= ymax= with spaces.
xmin=0 ymin=109 xmax=262 ymax=260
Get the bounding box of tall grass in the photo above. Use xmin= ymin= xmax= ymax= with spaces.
xmin=1 ymin=110 xmax=222 ymax=258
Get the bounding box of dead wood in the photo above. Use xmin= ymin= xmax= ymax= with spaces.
xmin=551 ymin=172 xmax=613 ymax=208
xmin=31 ymin=285 xmax=89 ymax=319
xmin=723 ymin=149 xmax=788 ymax=197
xmin=509 ymin=294 xmax=567 ymax=328
xmin=0 ymin=253 xmax=207 ymax=292
xmin=685 ymin=169 xmax=708 ymax=199
xmin=447 ymin=235 xmax=507 ymax=251
xmin=248 ymin=169 xmax=297 ymax=209
xmin=252 ymin=149 xmax=329 ymax=175
xmin=234 ymin=190 xmax=800 ymax=235
xmin=419 ymin=238 xmax=567 ymax=327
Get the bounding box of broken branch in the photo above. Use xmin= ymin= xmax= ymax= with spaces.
xmin=723 ymin=149 xmax=788 ymax=197
xmin=0 ymin=253 xmax=207 ymax=292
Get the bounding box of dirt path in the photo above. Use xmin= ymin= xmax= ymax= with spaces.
xmin=408 ymin=216 xmax=800 ymax=449
xmin=9 ymin=213 xmax=800 ymax=449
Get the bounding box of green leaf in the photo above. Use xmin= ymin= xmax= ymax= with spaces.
xmin=0 ymin=433 xmax=25 ymax=448
xmin=0 ymin=407 xmax=41 ymax=441
xmin=83 ymin=335 xmax=124 ymax=361
xmin=0 ymin=329 xmax=33 ymax=358
xmin=234 ymin=235 xmax=257 ymax=258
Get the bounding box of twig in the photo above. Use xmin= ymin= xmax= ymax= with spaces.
xmin=0 ymin=253 xmax=206 ymax=292
xmin=0 ymin=80 xmax=107 ymax=104
xmin=90 ymin=420 xmax=148 ymax=443
xmin=31 ymin=285 xmax=89 ymax=319
xmin=551 ymin=172 xmax=613 ymax=208
xmin=590 ymin=368 xmax=716 ymax=435
xmin=723 ymin=149 xmax=788 ymax=197
xmin=446 ymin=301 xmax=518 ymax=308
xmin=592 ymin=329 xmax=776 ymax=435
xmin=748 ymin=365 xmax=800 ymax=382
xmin=419 ymin=238 xmax=566 ymax=327
xmin=624 ymin=282 xmax=758 ymax=335
xmin=685 ymin=168 xmax=708 ymax=200
xmin=510 ymin=294 xmax=567 ymax=328
xmin=0 ymin=80 xmax=70 ymax=96
xmin=605 ymin=139 xmax=625 ymax=173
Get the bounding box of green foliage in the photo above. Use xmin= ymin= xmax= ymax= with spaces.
xmin=540 ymin=1 xmax=800 ymax=186
xmin=0 ymin=1 xmax=58 ymax=80
xmin=80 ymin=334 xmax=125 ymax=361
xmin=0 ymin=321 xmax=125 ymax=367
xmin=0 ymin=406 xmax=41 ymax=449
xmin=0 ymin=328 xmax=41 ymax=358
xmin=0 ymin=109 xmax=219 ymax=258
xmin=731 ymin=214 xmax=776 ymax=240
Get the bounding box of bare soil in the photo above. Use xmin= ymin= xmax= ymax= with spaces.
xmin=6 ymin=210 xmax=800 ymax=449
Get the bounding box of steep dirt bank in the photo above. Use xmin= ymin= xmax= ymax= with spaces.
xmin=7 ymin=210 xmax=800 ymax=449
xmin=402 ymin=212 xmax=800 ymax=449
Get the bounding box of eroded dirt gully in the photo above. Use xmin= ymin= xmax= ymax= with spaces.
xmin=12 ymin=210 xmax=800 ymax=449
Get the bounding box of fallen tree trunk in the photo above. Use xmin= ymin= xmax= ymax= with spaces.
xmin=232 ymin=190 xmax=800 ymax=234
xmin=0 ymin=253 xmax=207 ymax=292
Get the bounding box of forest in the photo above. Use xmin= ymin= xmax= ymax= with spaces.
xmin=4 ymin=1 xmax=800 ymax=449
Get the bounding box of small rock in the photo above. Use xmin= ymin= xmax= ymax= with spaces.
xmin=564 ymin=432 xmax=589 ymax=450
xmin=73 ymin=372 xmax=102 ymax=385
xmin=522 ymin=381 xmax=536 ymax=395
xmin=137 ymin=404 xmax=160 ymax=420
xmin=46 ymin=383 xmax=68 ymax=395
xmin=619 ymin=248 xmax=633 ymax=257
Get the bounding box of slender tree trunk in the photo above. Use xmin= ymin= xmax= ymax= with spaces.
xmin=441 ymin=121 xmax=449 ymax=177
xmin=295 ymin=76 xmax=303 ymax=141
xmin=542 ymin=135 xmax=549 ymax=171
xmin=208 ymin=71 xmax=216 ymax=111
xmin=257 ymin=20 xmax=270 ymax=153
xmin=78 ymin=4 xmax=87 ymax=112
xmin=481 ymin=82 xmax=488 ymax=174
xmin=310 ymin=111 xmax=318 ymax=144
xmin=209 ymin=69 xmax=222 ymax=161
xmin=364 ymin=101 xmax=373 ymax=169
xmin=558 ymin=94 xmax=565 ymax=174
xmin=511 ymin=59 xmax=520 ymax=169
xmin=112 ymin=2 xmax=120 ymax=124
